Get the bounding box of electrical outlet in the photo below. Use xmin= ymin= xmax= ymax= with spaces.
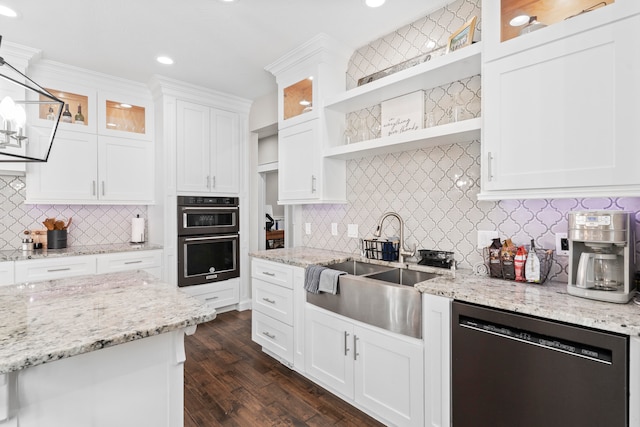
xmin=477 ymin=230 xmax=499 ymax=249
xmin=331 ymin=223 xmax=338 ymax=236
xmin=348 ymin=224 xmax=359 ymax=238
xmin=305 ymin=223 xmax=311 ymax=235
xmin=555 ymin=232 xmax=569 ymax=256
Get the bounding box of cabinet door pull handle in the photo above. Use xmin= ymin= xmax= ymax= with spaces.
xmin=487 ymin=152 xmax=494 ymax=182
xmin=47 ymin=267 xmax=71 ymax=272
xmin=205 ymin=296 xmax=219 ymax=301
xmin=92 ymin=180 xmax=96 ymax=196
xmin=101 ymin=181 xmax=105 ymax=196
xmin=311 ymin=175 xmax=317 ymax=193
xmin=354 ymin=335 xmax=359 ymax=361
xmin=344 ymin=331 xmax=350 ymax=356
xmin=124 ymin=260 xmax=143 ymax=265
xmin=263 ymin=331 xmax=276 ymax=339
xmin=206 ymin=175 xmax=210 ymax=189
xmin=262 ymin=271 xmax=276 ymax=276
xmin=262 ymin=297 xmax=276 ymax=304
xmin=212 ymin=176 xmax=216 ymax=188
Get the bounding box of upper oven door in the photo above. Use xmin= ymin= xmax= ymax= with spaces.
xmin=178 ymin=206 xmax=239 ymax=236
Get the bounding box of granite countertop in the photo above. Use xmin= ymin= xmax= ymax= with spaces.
xmin=0 ymin=270 xmax=216 ymax=374
xmin=251 ymin=247 xmax=640 ymax=337
xmin=0 ymin=242 xmax=163 ymax=262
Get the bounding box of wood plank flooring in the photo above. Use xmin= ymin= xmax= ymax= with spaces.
xmin=184 ymin=310 xmax=386 ymax=427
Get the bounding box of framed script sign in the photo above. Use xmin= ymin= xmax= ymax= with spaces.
xmin=381 ymin=91 xmax=425 ymax=138
xmin=447 ymin=16 xmax=477 ymax=53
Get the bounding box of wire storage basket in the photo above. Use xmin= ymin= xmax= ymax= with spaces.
xmin=364 ymin=239 xmax=399 ymax=261
xmin=483 ymin=247 xmax=554 ymax=284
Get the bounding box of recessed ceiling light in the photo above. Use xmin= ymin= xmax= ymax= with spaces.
xmin=156 ymin=56 xmax=174 ymax=65
xmin=510 ymin=15 xmax=530 ymax=26
xmin=0 ymin=5 xmax=18 ymax=17
xmin=219 ymin=0 xmax=236 ymax=2
xmin=365 ymin=0 xmax=385 ymax=7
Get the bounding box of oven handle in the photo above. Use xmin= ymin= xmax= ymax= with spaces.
xmin=183 ymin=235 xmax=238 ymax=242
xmin=181 ymin=206 xmax=238 ymax=211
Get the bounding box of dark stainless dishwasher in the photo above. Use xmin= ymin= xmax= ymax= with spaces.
xmin=452 ymin=301 xmax=628 ymax=427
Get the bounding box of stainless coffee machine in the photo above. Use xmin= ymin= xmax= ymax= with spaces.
xmin=568 ymin=210 xmax=636 ymax=303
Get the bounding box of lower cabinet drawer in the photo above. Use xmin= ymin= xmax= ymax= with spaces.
xmin=0 ymin=261 xmax=14 ymax=286
xmin=15 ymin=255 xmax=96 ymax=283
xmin=252 ymin=278 xmax=293 ymax=325
xmin=181 ymin=278 xmax=239 ymax=310
xmin=96 ymin=250 xmax=162 ymax=274
xmin=252 ymin=310 xmax=293 ymax=364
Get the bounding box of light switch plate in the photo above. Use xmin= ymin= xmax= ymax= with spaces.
xmin=555 ymin=232 xmax=569 ymax=256
xmin=331 ymin=223 xmax=338 ymax=236
xmin=305 ymin=223 xmax=311 ymax=235
xmin=477 ymin=230 xmax=499 ymax=249
xmin=348 ymin=224 xmax=359 ymax=238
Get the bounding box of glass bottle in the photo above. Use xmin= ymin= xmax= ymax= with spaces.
xmin=61 ymin=104 xmax=72 ymax=123
xmin=46 ymin=105 xmax=55 ymax=120
xmin=74 ymin=104 xmax=85 ymax=125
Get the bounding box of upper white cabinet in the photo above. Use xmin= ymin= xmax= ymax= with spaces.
xmin=480 ymin=1 xmax=640 ymax=199
xmin=266 ymin=33 xmax=351 ymax=204
xmin=24 ymin=62 xmax=155 ymax=204
xmin=176 ymin=100 xmax=240 ymax=195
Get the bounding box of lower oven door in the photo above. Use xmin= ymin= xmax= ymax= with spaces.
xmin=178 ymin=234 xmax=239 ymax=287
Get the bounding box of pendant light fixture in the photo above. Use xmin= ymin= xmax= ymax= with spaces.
xmin=0 ymin=35 xmax=64 ymax=162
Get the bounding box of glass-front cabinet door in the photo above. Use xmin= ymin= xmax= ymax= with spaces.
xmin=98 ymin=91 xmax=153 ymax=141
xmin=283 ymin=77 xmax=314 ymax=121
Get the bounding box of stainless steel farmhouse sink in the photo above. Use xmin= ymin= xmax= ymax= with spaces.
xmin=366 ymin=268 xmax=439 ymax=286
xmin=306 ymin=261 xmax=439 ymax=339
xmin=328 ymin=260 xmax=392 ymax=276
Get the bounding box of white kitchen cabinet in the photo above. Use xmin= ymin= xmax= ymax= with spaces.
xmin=266 ymin=34 xmax=351 ymax=204
xmin=422 ymin=293 xmax=451 ymax=427
xmin=0 ymin=261 xmax=15 ymax=286
xmin=176 ymin=100 xmax=240 ymax=195
xmin=180 ymin=278 xmax=240 ymax=312
xmin=251 ymin=258 xmax=304 ymax=369
xmin=305 ymin=304 xmax=424 ymax=427
xmin=15 ymin=255 xmax=97 ymax=283
xmin=96 ymin=249 xmax=162 ymax=277
xmin=25 ymin=128 xmax=153 ymax=204
xmin=480 ymin=3 xmax=640 ymax=199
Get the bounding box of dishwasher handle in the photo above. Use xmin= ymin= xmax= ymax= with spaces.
xmin=459 ymin=315 xmax=613 ymax=364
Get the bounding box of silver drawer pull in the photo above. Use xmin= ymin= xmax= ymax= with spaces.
xmin=262 ymin=271 xmax=276 ymax=276
xmin=47 ymin=267 xmax=71 ymax=272
xmin=262 ymin=331 xmax=276 ymax=339
xmin=262 ymin=297 xmax=276 ymax=304
xmin=124 ymin=260 xmax=143 ymax=265
xmin=205 ymin=296 xmax=219 ymax=301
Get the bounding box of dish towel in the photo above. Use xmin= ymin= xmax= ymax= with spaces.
xmin=304 ymin=265 xmax=327 ymax=294
xmin=318 ymin=268 xmax=345 ymax=295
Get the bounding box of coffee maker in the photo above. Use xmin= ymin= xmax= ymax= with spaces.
xmin=568 ymin=210 xmax=636 ymax=303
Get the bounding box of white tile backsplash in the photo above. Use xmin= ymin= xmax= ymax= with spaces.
xmin=0 ymin=176 xmax=146 ymax=250
xmin=300 ymin=0 xmax=640 ymax=283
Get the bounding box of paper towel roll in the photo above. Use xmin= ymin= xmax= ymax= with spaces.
xmin=131 ymin=216 xmax=145 ymax=243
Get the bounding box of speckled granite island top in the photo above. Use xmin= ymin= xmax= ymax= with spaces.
xmin=0 ymin=270 xmax=216 ymax=374
xmin=251 ymin=247 xmax=640 ymax=337
xmin=0 ymin=242 xmax=163 ymax=262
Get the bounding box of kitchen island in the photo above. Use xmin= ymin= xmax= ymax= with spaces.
xmin=0 ymin=270 xmax=216 ymax=427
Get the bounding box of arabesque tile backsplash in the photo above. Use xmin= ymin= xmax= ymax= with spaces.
xmin=0 ymin=176 xmax=146 ymax=250
xmin=300 ymin=0 xmax=640 ymax=282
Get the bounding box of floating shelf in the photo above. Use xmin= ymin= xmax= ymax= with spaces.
xmin=324 ymin=42 xmax=482 ymax=113
xmin=324 ymin=117 xmax=481 ymax=160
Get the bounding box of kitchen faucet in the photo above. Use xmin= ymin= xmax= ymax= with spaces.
xmin=373 ymin=211 xmax=415 ymax=264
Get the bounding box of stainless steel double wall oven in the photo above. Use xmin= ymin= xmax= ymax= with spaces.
xmin=177 ymin=196 xmax=239 ymax=287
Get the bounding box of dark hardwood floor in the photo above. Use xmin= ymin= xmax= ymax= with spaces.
xmin=184 ymin=310 xmax=386 ymax=427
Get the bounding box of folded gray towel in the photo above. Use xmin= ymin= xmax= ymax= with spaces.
xmin=304 ymin=265 xmax=327 ymax=294
xmin=318 ymin=268 xmax=345 ymax=295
